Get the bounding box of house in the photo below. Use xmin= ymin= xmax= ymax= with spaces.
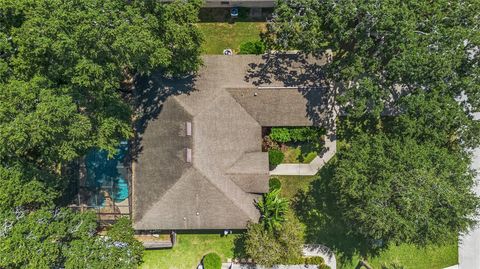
xmin=132 ymin=55 xmax=328 ymax=230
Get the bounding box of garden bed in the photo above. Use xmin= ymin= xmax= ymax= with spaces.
xmin=265 ymin=127 xmax=326 ymax=166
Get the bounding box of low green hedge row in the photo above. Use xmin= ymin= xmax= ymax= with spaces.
xmin=239 ymin=40 xmax=266 ymax=55
xmin=269 ymin=127 xmax=326 ymax=143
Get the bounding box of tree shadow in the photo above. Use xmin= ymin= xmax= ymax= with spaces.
xmin=292 ymin=164 xmax=376 ymax=265
xmin=244 ymin=52 xmax=338 ymax=132
xmin=131 ymin=71 xmax=197 ymax=161
xmin=233 ymin=232 xmax=248 ymax=259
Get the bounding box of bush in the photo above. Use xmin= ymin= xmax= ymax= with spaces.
xmin=269 ymin=127 xmax=326 ymax=143
xmin=239 ymin=40 xmax=266 ymax=54
xmin=269 ymin=149 xmax=284 ymax=166
xmin=203 ymin=252 xmax=221 ymax=269
xmin=304 ymin=256 xmax=325 ymax=265
xmin=238 ymin=7 xmax=250 ymax=20
xmin=319 ymin=265 xmax=331 ymax=269
xmin=269 ymin=128 xmax=292 ymax=142
xmin=269 ymin=177 xmax=282 ymax=191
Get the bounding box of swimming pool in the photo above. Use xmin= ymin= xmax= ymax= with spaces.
xmin=85 ymin=141 xmax=129 ymax=207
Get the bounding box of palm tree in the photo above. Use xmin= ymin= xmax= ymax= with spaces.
xmin=255 ymin=188 xmax=289 ymax=231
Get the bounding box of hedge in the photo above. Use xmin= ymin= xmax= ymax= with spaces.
xmin=269 ymin=149 xmax=284 ymax=166
xmin=269 ymin=127 xmax=326 ymax=143
xmin=203 ymin=252 xmax=221 ymax=269
xmin=239 ymin=40 xmax=266 ymax=55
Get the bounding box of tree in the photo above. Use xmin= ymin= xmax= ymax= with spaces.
xmin=244 ymin=214 xmax=304 ymax=267
xmin=268 ymin=0 xmax=480 ymax=116
xmin=0 ymin=162 xmax=59 ymax=212
xmin=0 ymin=209 xmax=144 ymax=269
xmin=268 ymin=0 xmax=480 ymax=259
xmin=0 ymin=208 xmax=97 ymax=268
xmin=0 ymin=0 xmax=203 ymax=163
xmin=64 ymin=217 xmax=144 ymax=269
xmin=0 ymin=0 xmax=201 ymax=267
xmin=256 ymin=188 xmax=289 ymax=231
xmin=330 ymin=133 xmax=478 ymax=255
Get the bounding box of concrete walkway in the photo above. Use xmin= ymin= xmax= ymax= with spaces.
xmin=221 ymin=244 xmax=336 ymax=269
xmin=303 ymin=244 xmax=336 ymax=269
xmin=270 ymin=131 xmax=337 ymax=176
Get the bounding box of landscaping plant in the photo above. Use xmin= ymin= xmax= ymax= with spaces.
xmin=256 ymin=188 xmax=289 ymax=231
xmin=239 ymin=40 xmax=266 ymax=54
xmin=243 ymin=213 xmax=304 ymax=267
xmin=268 ymin=149 xmax=285 ymax=166
xmin=203 ymin=252 xmax=222 ymax=269
xmin=269 ymin=177 xmax=282 ymax=191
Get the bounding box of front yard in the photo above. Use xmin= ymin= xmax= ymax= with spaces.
xmin=275 ymin=175 xmax=458 ymax=269
xmin=197 ymin=22 xmax=266 ymax=54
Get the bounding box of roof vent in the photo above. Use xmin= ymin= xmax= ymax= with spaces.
xmin=186 ymin=122 xmax=192 ymax=136
xmin=254 ymin=92 xmax=258 ymax=96
xmin=186 ymin=148 xmax=192 ymax=163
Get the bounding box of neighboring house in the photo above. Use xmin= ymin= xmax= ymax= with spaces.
xmin=132 ymin=55 xmax=327 ymax=230
xmin=160 ymin=0 xmax=276 ymax=8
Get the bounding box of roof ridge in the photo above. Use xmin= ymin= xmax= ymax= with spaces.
xmin=191 ymin=93 xmax=263 ymax=221
xmin=137 ymin=166 xmax=255 ymax=228
xmin=193 ymin=162 xmax=260 ymax=221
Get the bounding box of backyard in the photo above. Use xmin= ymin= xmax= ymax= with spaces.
xmin=197 ymin=22 xmax=266 ymax=54
xmin=141 ymin=234 xmax=237 ymax=269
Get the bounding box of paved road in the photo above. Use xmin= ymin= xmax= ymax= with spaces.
xmin=458 ymin=112 xmax=480 ymax=269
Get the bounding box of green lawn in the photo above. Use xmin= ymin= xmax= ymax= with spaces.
xmin=281 ymin=144 xmax=318 ymax=164
xmin=197 ymin=22 xmax=266 ymax=54
xmin=276 ymin=175 xmax=317 ymax=200
xmin=141 ymin=234 xmax=237 ymax=269
xmin=276 ymin=174 xmax=458 ymax=269
xmin=339 ymin=243 xmax=458 ymax=269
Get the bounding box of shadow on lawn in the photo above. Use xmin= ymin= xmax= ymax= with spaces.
xmin=292 ymin=164 xmax=377 ymax=265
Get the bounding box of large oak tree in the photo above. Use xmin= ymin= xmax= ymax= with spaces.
xmin=269 ymin=0 xmax=480 ymax=259
xmin=0 ymin=0 xmax=203 ymax=267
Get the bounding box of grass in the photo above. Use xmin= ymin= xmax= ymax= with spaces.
xmin=276 ymin=175 xmax=317 ymax=200
xmin=141 ymin=234 xmax=236 ymax=269
xmin=281 ymin=144 xmax=318 ymax=164
xmin=339 ymin=242 xmax=458 ymax=269
xmin=197 ymin=22 xmax=266 ymax=54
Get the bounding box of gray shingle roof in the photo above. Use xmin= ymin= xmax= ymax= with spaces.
xmin=132 ymin=55 xmax=328 ymax=230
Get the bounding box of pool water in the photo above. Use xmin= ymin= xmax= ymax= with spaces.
xmin=85 ymin=142 xmax=129 ymax=207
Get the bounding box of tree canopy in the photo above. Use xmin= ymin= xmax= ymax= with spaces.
xmin=0 ymin=0 xmax=202 ymax=267
xmin=269 ymin=0 xmax=480 ymax=259
xmin=268 ymin=0 xmax=480 ymax=117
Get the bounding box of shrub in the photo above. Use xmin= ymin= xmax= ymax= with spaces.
xmin=239 ymin=40 xmax=266 ymax=54
xmin=262 ymin=135 xmax=279 ymax=150
xmin=238 ymin=7 xmax=250 ymax=20
xmin=203 ymin=252 xmax=221 ymax=269
xmin=304 ymin=256 xmax=325 ymax=265
xmin=319 ymin=265 xmax=331 ymax=269
xmin=269 ymin=127 xmax=326 ymax=143
xmin=269 ymin=128 xmax=292 ymax=143
xmin=269 ymin=149 xmax=284 ymax=166
xmin=269 ymin=177 xmax=282 ymax=191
